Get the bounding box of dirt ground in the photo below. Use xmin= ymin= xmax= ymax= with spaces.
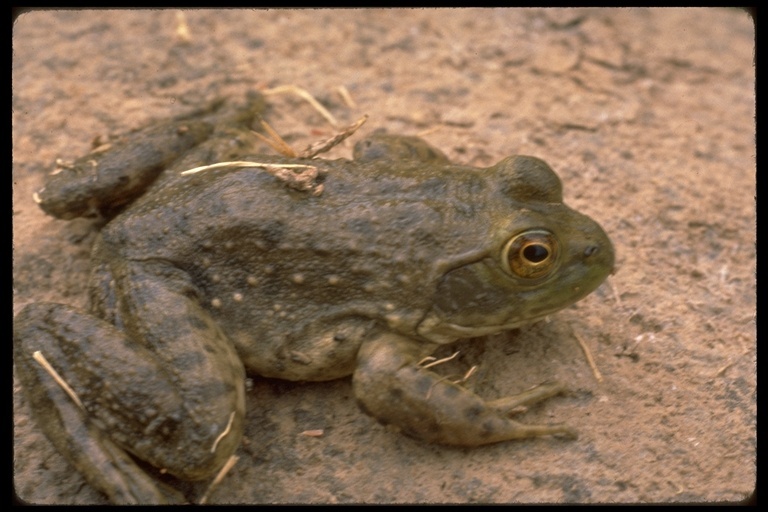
xmin=12 ymin=8 xmax=755 ymax=504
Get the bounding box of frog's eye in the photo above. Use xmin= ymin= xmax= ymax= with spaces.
xmin=501 ymin=230 xmax=559 ymax=279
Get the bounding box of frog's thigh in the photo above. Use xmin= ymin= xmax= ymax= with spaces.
xmin=15 ymin=266 xmax=245 ymax=490
xmin=353 ymin=332 xmax=576 ymax=446
xmin=106 ymin=259 xmax=248 ymax=473
xmin=15 ymin=303 xmax=188 ymax=503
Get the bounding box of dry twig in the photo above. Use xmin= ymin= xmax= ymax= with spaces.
xmin=32 ymin=351 xmax=85 ymax=411
xmin=573 ymin=331 xmax=603 ymax=383
xmin=451 ymin=365 xmax=478 ymax=385
xmin=199 ymin=455 xmax=239 ymax=505
xmin=336 ymin=85 xmax=357 ymax=109
xmin=210 ymin=411 xmax=236 ymax=453
xmin=181 ymin=161 xmax=325 ymax=196
xmin=252 ymin=117 xmax=298 ymax=158
xmin=262 ymin=85 xmax=339 ymax=128
xmin=418 ymin=351 xmax=460 ymax=369
xmin=299 ymin=115 xmax=368 ymax=158
xmin=174 ymin=11 xmax=192 ymax=43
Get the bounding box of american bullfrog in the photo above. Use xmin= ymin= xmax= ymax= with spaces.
xmin=14 ymin=93 xmax=614 ymax=504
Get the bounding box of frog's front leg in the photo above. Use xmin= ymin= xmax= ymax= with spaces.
xmin=14 ymin=260 xmax=246 ymax=504
xmin=353 ymin=333 xmax=577 ymax=446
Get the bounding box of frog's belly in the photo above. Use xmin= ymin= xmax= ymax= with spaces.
xmin=224 ymin=317 xmax=375 ymax=381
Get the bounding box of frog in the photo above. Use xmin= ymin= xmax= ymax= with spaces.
xmin=14 ymin=92 xmax=615 ymax=504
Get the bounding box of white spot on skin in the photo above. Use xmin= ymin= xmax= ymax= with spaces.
xmin=211 ymin=274 xmax=222 ymax=284
xmin=327 ymin=275 xmax=341 ymax=286
xmin=385 ymin=314 xmax=403 ymax=328
xmin=290 ymin=351 xmax=312 ymax=364
xmin=247 ymin=276 xmax=259 ymax=286
xmin=233 ymin=292 xmax=243 ymax=302
xmin=211 ymin=298 xmax=222 ymax=308
xmin=291 ymin=273 xmax=305 ymax=284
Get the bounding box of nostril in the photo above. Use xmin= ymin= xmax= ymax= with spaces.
xmin=584 ymin=245 xmax=599 ymax=257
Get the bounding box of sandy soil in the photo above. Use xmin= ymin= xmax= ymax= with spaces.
xmin=12 ymin=8 xmax=755 ymax=504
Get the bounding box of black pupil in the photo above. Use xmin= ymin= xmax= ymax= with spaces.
xmin=523 ymin=244 xmax=549 ymax=263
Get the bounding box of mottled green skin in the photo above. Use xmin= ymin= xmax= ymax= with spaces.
xmin=14 ymin=95 xmax=614 ymax=503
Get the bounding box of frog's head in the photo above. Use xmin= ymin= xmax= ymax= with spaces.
xmin=416 ymin=155 xmax=615 ymax=343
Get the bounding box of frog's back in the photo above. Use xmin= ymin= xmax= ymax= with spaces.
xmin=103 ymin=156 xmax=501 ymax=284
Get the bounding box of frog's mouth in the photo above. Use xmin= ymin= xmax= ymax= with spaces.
xmin=416 ymin=310 xmax=552 ymax=344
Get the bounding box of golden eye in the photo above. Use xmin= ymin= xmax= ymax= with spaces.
xmin=501 ymin=230 xmax=559 ymax=279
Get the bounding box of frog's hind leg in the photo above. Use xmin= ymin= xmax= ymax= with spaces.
xmin=15 ymin=303 xmax=183 ymax=503
xmin=35 ymin=119 xmax=214 ymax=221
xmin=14 ymin=301 xmax=244 ymax=504
xmin=34 ymin=91 xmax=267 ymax=222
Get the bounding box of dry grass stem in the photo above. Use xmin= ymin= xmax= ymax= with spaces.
xmin=180 ymin=161 xmax=324 ymax=195
xmin=210 ymin=411 xmax=236 ymax=454
xmin=715 ymin=361 xmax=733 ymax=377
xmin=419 ymin=351 xmax=460 ymax=370
xmin=573 ymin=331 xmax=603 ymax=383
xmin=175 ymin=11 xmax=192 ymax=43
xmin=32 ymin=350 xmax=85 ymax=411
xmin=262 ymin=85 xmax=339 ymax=128
xmin=199 ymin=455 xmax=239 ymax=505
xmin=253 ymin=117 xmax=298 ymax=157
xmin=300 ymin=115 xmax=368 ymax=158
xmin=451 ymin=365 xmax=478 ymax=385
xmin=416 ymin=126 xmax=442 ymax=137
xmin=337 ymin=85 xmax=357 ymax=108
xmin=181 ymin=161 xmax=314 ymax=175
